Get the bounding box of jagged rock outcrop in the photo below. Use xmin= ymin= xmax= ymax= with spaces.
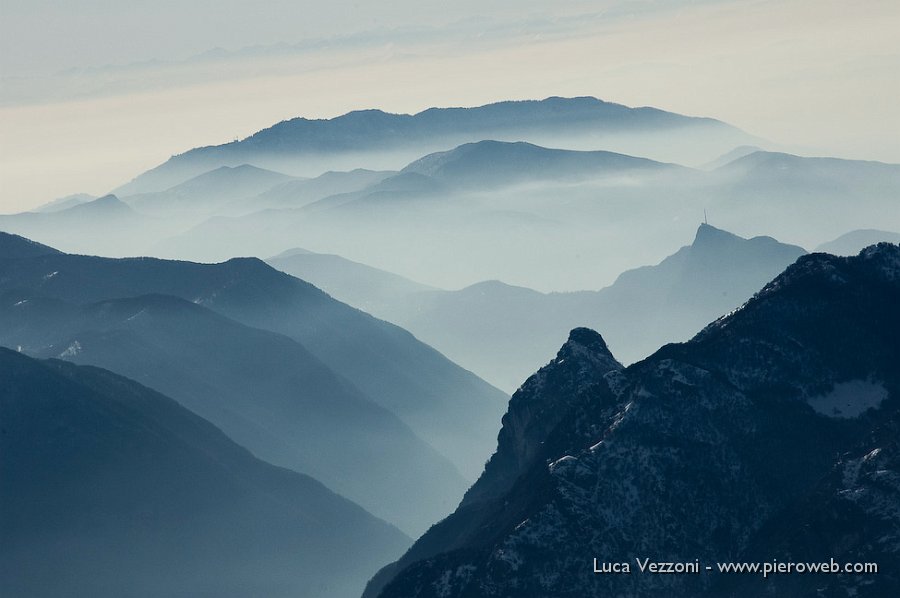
xmin=461 ymin=328 xmax=623 ymax=507
xmin=370 ymin=244 xmax=900 ymax=598
xmin=365 ymin=328 xmax=623 ymax=598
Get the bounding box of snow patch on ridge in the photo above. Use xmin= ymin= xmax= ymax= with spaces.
xmin=808 ymin=380 xmax=887 ymax=418
xmin=60 ymin=340 xmax=82 ymax=358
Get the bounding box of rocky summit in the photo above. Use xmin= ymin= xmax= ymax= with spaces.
xmin=369 ymin=243 xmax=900 ymax=598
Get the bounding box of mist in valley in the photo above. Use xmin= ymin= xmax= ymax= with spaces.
xmin=2 ymin=2 xmax=899 ymax=597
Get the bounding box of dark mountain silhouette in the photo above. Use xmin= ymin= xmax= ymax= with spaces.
xmin=0 ymin=348 xmax=409 ymax=598
xmin=0 ymin=231 xmax=61 ymax=258
xmin=113 ymin=96 xmax=748 ymax=194
xmin=816 ymin=229 xmax=900 ymax=255
xmin=0 ymin=291 xmax=467 ymax=535
xmin=368 ymin=243 xmax=900 ymax=598
xmin=0 ymin=232 xmax=507 ymax=481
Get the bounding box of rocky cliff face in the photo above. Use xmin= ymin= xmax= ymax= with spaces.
xmin=461 ymin=328 xmax=623 ymax=508
xmin=370 ymin=244 xmax=900 ymax=598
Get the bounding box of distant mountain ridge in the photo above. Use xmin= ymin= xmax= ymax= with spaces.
xmin=125 ymin=164 xmax=297 ymax=214
xmin=400 ymin=140 xmax=678 ymax=188
xmin=32 ymin=193 xmax=96 ymax=213
xmin=272 ymin=224 xmax=806 ymax=391
xmin=0 ymin=289 xmax=468 ymax=535
xmin=140 ymin=145 xmax=898 ymax=290
xmin=267 ymin=248 xmax=434 ymax=314
xmin=0 ymin=232 xmax=507 ymax=486
xmin=113 ymin=96 xmax=749 ymax=194
xmin=250 ymin=168 xmax=395 ymax=212
xmin=816 ymin=229 xmax=900 ymax=256
xmin=0 ymin=194 xmax=157 ymax=257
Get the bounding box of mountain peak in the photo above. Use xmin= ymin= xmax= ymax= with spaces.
xmin=754 ymin=241 xmax=900 ymax=299
xmin=457 ymin=326 xmax=622 ymax=509
xmin=61 ymin=194 xmax=133 ymax=216
xmin=374 ymin=236 xmax=900 ymax=598
xmin=693 ymin=222 xmax=741 ymax=246
xmin=115 ymin=95 xmax=746 ymax=195
xmin=92 ymin=194 xmax=124 ymax=205
xmin=551 ymin=327 xmax=621 ymax=382
xmin=858 ymin=241 xmax=900 ymax=281
xmin=268 ymin=247 xmax=315 ymax=260
xmin=0 ymin=231 xmax=61 ymax=258
xmin=217 ymin=256 xmax=288 ymax=280
xmin=562 ymin=326 xmax=613 ymax=358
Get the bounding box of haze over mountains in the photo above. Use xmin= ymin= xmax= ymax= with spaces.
xmin=399 ymin=140 xmax=679 ymax=189
xmin=0 ymin=291 xmax=467 ymax=535
xmin=816 ymin=229 xmax=900 ymax=256
xmin=0 ymin=348 xmax=409 ymax=598
xmin=113 ymin=96 xmax=748 ymax=195
xmin=150 ymin=149 xmax=897 ymax=292
xmin=0 ymin=232 xmax=506 ymax=534
xmin=267 ymin=247 xmax=435 ymax=316
xmin=125 ymin=164 xmax=297 ymax=217
xmin=0 ymin=194 xmax=158 ymax=256
xmin=2 ymin=98 xmax=896 ymax=293
xmin=368 ymin=243 xmax=900 ymax=598
xmin=3 ymin=93 xmax=898 ymax=598
xmin=33 ymin=193 xmax=97 ymax=213
xmin=271 ymin=224 xmax=806 ymax=391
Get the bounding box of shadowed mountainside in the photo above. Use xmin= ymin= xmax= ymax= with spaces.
xmin=369 ymin=243 xmax=900 ymax=598
xmin=0 ymin=348 xmax=409 ymax=598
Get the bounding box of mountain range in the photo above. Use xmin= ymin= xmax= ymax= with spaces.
xmin=368 ymin=242 xmax=900 ymax=598
xmin=399 ymin=140 xmax=679 ymax=189
xmin=32 ymin=193 xmax=97 ymax=212
xmin=145 ymin=145 xmax=898 ymax=291
xmin=125 ymin=164 xmax=297 ymax=216
xmin=113 ymin=96 xmax=749 ymax=195
xmin=0 ymin=348 xmax=409 ymax=598
xmin=270 ymin=224 xmax=807 ymax=392
xmin=3 ymin=93 xmax=898 ymax=598
xmin=267 ymin=247 xmax=435 ymax=315
xmin=0 ymin=290 xmax=467 ymax=536
xmin=0 ymin=231 xmax=507 ymax=534
xmin=5 ymin=125 xmax=897 ymax=295
xmin=249 ymin=168 xmax=396 ymax=213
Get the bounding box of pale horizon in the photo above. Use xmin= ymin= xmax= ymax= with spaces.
xmin=1 ymin=0 xmax=899 ymax=212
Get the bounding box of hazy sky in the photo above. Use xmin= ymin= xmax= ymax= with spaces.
xmin=1 ymin=0 xmax=898 ymax=211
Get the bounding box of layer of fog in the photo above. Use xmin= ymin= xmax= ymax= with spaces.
xmin=4 ymin=141 xmax=898 ymax=294
xmin=3 ymin=0 xmax=898 ymax=212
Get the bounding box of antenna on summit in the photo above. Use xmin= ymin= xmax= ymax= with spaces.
xmin=704 ymin=209 xmax=708 ymax=225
